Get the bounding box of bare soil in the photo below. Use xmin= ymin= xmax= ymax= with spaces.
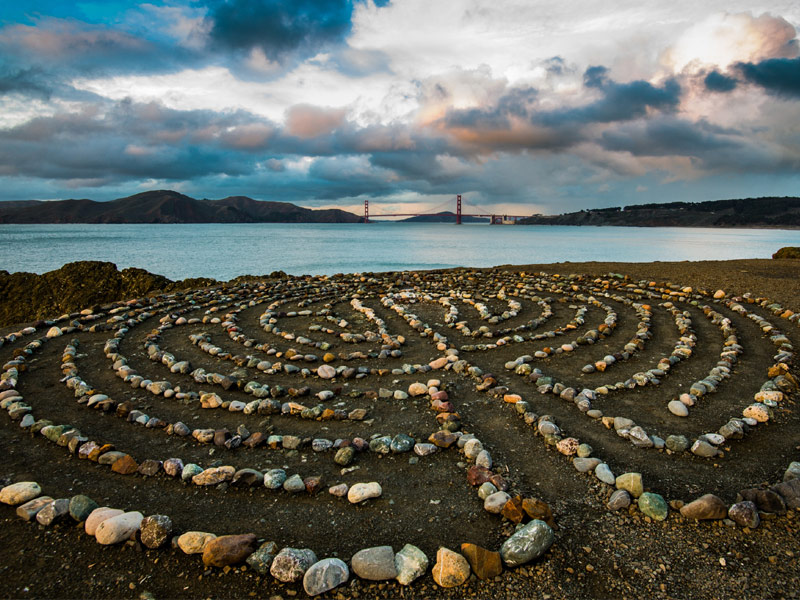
xmin=1 ymin=258 xmax=799 ymax=600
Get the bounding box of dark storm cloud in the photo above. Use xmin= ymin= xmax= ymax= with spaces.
xmin=736 ymin=57 xmax=800 ymax=98
xmin=206 ymin=0 xmax=354 ymax=60
xmin=704 ymin=70 xmax=738 ymax=93
xmin=0 ymin=66 xmax=51 ymax=98
xmin=600 ymin=117 xmax=737 ymax=157
xmin=540 ymin=67 xmax=681 ymax=127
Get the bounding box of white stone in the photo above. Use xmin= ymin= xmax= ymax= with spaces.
xmin=348 ymin=482 xmax=382 ymax=504
xmin=95 ymin=511 xmax=143 ymax=545
xmin=484 ymin=491 xmax=510 ymax=513
xmin=668 ymin=400 xmax=689 ymax=417
xmin=0 ymin=482 xmax=41 ymax=505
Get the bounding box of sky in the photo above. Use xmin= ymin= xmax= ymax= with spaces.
xmin=0 ymin=1 xmax=799 ymax=216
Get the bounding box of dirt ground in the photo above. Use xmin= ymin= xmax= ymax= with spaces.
xmin=1 ymin=258 xmax=799 ymax=600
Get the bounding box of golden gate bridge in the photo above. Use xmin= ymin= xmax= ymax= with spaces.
xmin=363 ymin=195 xmax=530 ymax=225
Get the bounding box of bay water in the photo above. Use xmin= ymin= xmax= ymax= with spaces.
xmin=1 ymin=223 xmax=799 ymax=281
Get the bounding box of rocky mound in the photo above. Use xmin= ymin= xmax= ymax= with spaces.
xmin=0 ymin=262 xmax=216 ymax=328
xmin=773 ymin=247 xmax=800 ymax=259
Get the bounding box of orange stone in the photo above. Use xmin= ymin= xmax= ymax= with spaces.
xmin=89 ymin=443 xmax=115 ymax=461
xmin=522 ymin=497 xmax=557 ymax=529
xmin=111 ymin=454 xmax=139 ymax=475
xmin=501 ymin=496 xmax=525 ymax=524
xmin=503 ymin=394 xmax=521 ymax=404
xmin=460 ymin=543 xmax=502 ymax=580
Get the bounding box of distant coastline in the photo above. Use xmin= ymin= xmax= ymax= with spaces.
xmin=517 ymin=197 xmax=800 ymax=229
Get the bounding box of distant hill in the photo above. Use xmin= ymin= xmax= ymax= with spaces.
xmin=0 ymin=190 xmax=362 ymax=224
xmin=401 ymin=211 xmax=488 ymax=223
xmin=517 ymin=197 xmax=800 ymax=229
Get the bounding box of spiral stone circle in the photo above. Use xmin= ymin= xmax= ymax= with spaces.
xmin=1 ymin=267 xmax=799 ymax=595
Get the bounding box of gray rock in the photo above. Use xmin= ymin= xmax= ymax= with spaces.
xmin=573 ymin=457 xmax=602 ymax=473
xmin=264 ymin=469 xmax=287 ymax=489
xmin=140 ymin=515 xmax=173 ymax=549
xmin=283 ymin=474 xmax=306 ymax=493
xmin=595 ymin=463 xmax=615 ymax=485
xmin=390 ymin=434 xmax=415 ymax=453
xmin=394 ymin=544 xmax=428 ymax=585
xmin=607 ymin=489 xmax=631 ymax=510
xmin=270 ymin=547 xmax=318 ymax=583
xmin=246 ymin=541 xmax=278 ymax=574
xmin=232 ymin=468 xmax=263 ymax=487
xmin=691 ymin=439 xmax=719 ymax=458
xmin=36 ymin=498 xmax=70 ymax=526
xmin=665 ymin=435 xmax=689 ymax=453
xmin=500 ymin=520 xmax=554 ymax=567
xmin=181 ymin=463 xmax=203 ymax=481
xmin=303 ymin=557 xmax=349 ymax=596
xmin=784 ymin=461 xmax=800 ymax=482
xmin=351 ymin=546 xmax=397 ymax=580
xmin=484 ymin=491 xmax=511 ymax=513
xmin=69 ymin=494 xmax=99 ymax=522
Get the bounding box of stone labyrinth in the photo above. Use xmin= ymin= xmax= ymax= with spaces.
xmin=1 ymin=269 xmax=799 ymax=594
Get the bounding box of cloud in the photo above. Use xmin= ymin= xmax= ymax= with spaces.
xmin=736 ymin=57 xmax=800 ymax=98
xmin=285 ymin=104 xmax=347 ymax=138
xmin=0 ymin=67 xmax=52 ymax=98
xmin=206 ymin=0 xmax=354 ymax=60
xmin=704 ymin=70 xmax=738 ymax=92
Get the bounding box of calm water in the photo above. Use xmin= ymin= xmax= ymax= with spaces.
xmin=1 ymin=223 xmax=799 ymax=281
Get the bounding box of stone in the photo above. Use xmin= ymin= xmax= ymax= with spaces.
xmin=476 ymin=449 xmax=492 ymax=469
xmin=615 ymin=472 xmax=643 ymax=497
xmin=429 ymin=430 xmax=458 ymax=448
xmin=0 ymin=482 xmax=41 ymax=505
xmin=772 ymin=479 xmax=800 ymax=509
xmin=573 ymin=457 xmax=602 ymax=473
xmin=178 ymin=531 xmax=217 ymax=554
xmin=283 ymin=474 xmax=306 ymax=493
xmin=271 ymin=548 xmax=318 ymax=583
xmin=111 ymin=454 xmax=139 ymax=475
xmin=738 ymin=488 xmax=786 ymax=514
xmin=140 ymin=515 xmax=173 ymax=549
xmin=232 ymin=468 xmax=264 ymax=487
xmin=328 ymin=483 xmax=348 ymax=497
xmin=743 ymin=403 xmax=770 ymax=422
xmin=607 ymin=489 xmax=631 ymax=511
xmin=351 ymin=546 xmax=397 ymax=580
xmin=556 ymin=437 xmax=579 ymax=456
xmin=408 ymin=382 xmax=428 ymax=396
xmin=394 ymin=544 xmax=428 ymax=585
xmin=181 ymin=463 xmax=203 ymax=481
xmin=163 ymin=458 xmax=184 ymax=478
xmin=348 ymin=482 xmax=382 ymax=503
xmin=460 ymin=543 xmax=502 ymax=580
xmin=680 ymin=494 xmax=727 ymax=520
xmin=304 ymin=476 xmax=323 ymax=495
xmin=414 ymin=443 xmax=437 ymax=456
xmin=501 ymin=495 xmax=526 ymax=523
xmin=95 ymin=511 xmax=144 ymax=544
xmin=16 ymin=496 xmax=54 ymax=521
xmin=304 ymin=557 xmax=350 ymax=596
xmin=246 ymin=541 xmax=279 ymax=574
xmin=522 ymin=498 xmax=555 ymax=528
xmin=728 ymin=501 xmax=760 ymax=528
xmin=665 ymin=435 xmax=689 ymax=453
xmin=478 ymin=482 xmax=497 ymax=500
xmin=463 ymin=438 xmax=483 ymax=460
xmin=668 ymin=400 xmax=689 ymax=417
xmin=317 ymin=365 xmax=336 ymax=379
xmin=192 ymin=466 xmax=235 ymax=486
xmin=432 ymin=547 xmax=470 ymax=588
xmin=97 ymin=451 xmax=126 ymax=465
xmin=334 ymin=446 xmax=355 ymax=466
xmin=500 ymin=520 xmax=554 ymax=567
xmin=638 ymin=492 xmax=668 ymax=521
xmin=784 ymin=462 xmax=800 ymax=482
xmin=264 ymin=469 xmax=287 ymax=489
xmin=138 ymin=459 xmax=162 ymax=477
xmin=595 ymin=463 xmax=615 ymax=485
xmin=691 ymin=439 xmax=719 ymax=458
xmin=484 ymin=491 xmax=511 ymax=514
xmin=391 ymin=433 xmax=415 ymax=453
xmin=203 ymin=533 xmax=259 ymax=567
xmin=36 ymin=498 xmax=70 ymax=526
xmin=85 ymin=507 xmax=124 ymax=536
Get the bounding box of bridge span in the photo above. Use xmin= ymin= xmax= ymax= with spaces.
xmin=364 ymin=195 xmax=530 ymax=225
